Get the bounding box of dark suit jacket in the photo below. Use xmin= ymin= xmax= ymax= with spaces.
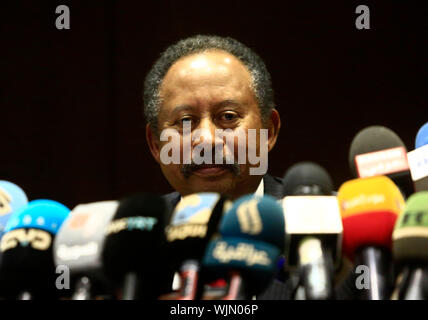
xmin=162 ymin=173 xmax=284 ymax=210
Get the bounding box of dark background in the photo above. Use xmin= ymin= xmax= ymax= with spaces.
xmin=1 ymin=1 xmax=427 ymax=209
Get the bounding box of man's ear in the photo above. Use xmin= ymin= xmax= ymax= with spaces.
xmin=267 ymin=108 xmax=281 ymax=152
xmin=146 ymin=124 xmax=161 ymax=164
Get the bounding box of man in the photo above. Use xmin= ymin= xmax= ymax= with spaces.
xmin=142 ymin=34 xmax=297 ymax=299
xmin=144 ymin=35 xmax=283 ymax=209
xmin=143 ymin=35 xmax=355 ymax=299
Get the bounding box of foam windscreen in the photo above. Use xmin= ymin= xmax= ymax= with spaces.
xmin=0 ymin=181 xmax=28 ymax=236
xmin=219 ymin=194 xmax=285 ymax=252
xmin=102 ymin=194 xmax=173 ymax=298
xmin=393 ymin=191 xmax=428 ymax=262
xmin=349 ymin=126 xmax=407 ymax=177
xmin=0 ymin=200 xmax=70 ymax=298
xmin=337 ymin=176 xmax=405 ymax=260
xmin=282 ymin=162 xmax=334 ymax=196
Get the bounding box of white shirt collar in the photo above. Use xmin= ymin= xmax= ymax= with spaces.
xmin=178 ymin=177 xmax=264 ymax=202
xmin=254 ymin=177 xmax=264 ymax=197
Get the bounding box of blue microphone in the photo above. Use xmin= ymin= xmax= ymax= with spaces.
xmin=415 ymin=122 xmax=428 ymax=149
xmin=203 ymin=237 xmax=282 ymax=299
xmin=408 ymin=122 xmax=428 ymax=192
xmin=0 ymin=181 xmax=28 ymax=237
xmin=0 ymin=199 xmax=70 ymax=299
xmin=203 ymin=194 xmax=286 ymax=299
xmin=219 ymin=194 xmax=285 ymax=250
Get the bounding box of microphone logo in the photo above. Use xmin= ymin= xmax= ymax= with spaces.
xmin=172 ymin=194 xmax=218 ymax=225
xmin=393 ymin=209 xmax=428 ymax=240
xmin=236 ymin=199 xmax=262 ymax=235
xmin=355 ymin=146 xmax=409 ymax=178
xmin=401 ymin=211 xmax=426 ymax=225
xmin=407 ymin=144 xmax=428 ymax=181
xmin=68 ymin=212 xmax=90 ymax=230
xmin=106 ymin=216 xmax=158 ymax=235
xmin=166 ymin=224 xmax=207 ymax=242
xmin=0 ymin=188 xmax=12 ymax=216
xmin=56 ymin=242 xmax=99 ymax=261
xmin=0 ymin=228 xmax=51 ymax=252
xmin=212 ymin=241 xmax=271 ymax=266
xmin=341 ymin=193 xmax=386 ymax=211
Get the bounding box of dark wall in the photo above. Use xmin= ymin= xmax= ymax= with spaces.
xmin=1 ymin=1 xmax=427 ymax=209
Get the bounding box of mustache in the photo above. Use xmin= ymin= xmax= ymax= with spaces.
xmin=181 ymin=160 xmax=241 ymax=178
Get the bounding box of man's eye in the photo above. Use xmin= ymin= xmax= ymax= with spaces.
xmin=179 ymin=117 xmax=192 ymax=125
xmin=220 ymin=112 xmax=238 ymax=122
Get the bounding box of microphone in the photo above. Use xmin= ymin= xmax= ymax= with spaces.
xmin=54 ymin=201 xmax=119 ymax=300
xmin=0 ymin=199 xmax=70 ymax=299
xmin=349 ymin=125 xmax=414 ymax=198
xmin=165 ymin=193 xmax=231 ymax=300
xmin=0 ymin=180 xmax=28 ymax=237
xmin=282 ymin=162 xmax=334 ymax=196
xmin=407 ymin=122 xmax=428 ymax=192
xmin=101 ymin=194 xmax=174 ymax=300
xmin=203 ymin=194 xmax=286 ymax=299
xmin=392 ymin=191 xmax=428 ymax=299
xmin=281 ymin=195 xmax=342 ymax=299
xmin=0 ymin=181 xmax=28 ymax=298
xmin=415 ymin=122 xmax=428 ymax=148
xmin=281 ymin=163 xmax=336 ymax=300
xmin=337 ymin=176 xmax=405 ymax=299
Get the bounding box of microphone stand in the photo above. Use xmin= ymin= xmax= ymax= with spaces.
xmin=18 ymin=291 xmax=32 ymax=300
xmin=222 ymin=271 xmax=251 ymax=300
xmin=122 ymin=272 xmax=139 ymax=300
xmin=354 ymin=246 xmax=394 ymax=300
xmin=72 ymin=276 xmax=92 ymax=300
xmin=400 ymin=265 xmax=428 ymax=300
xmin=298 ymin=238 xmax=335 ymax=300
xmin=177 ymin=259 xmax=199 ymax=300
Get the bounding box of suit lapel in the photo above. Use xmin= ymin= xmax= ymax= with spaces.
xmin=263 ymin=174 xmax=284 ymax=200
xmin=163 ymin=174 xmax=284 ymax=211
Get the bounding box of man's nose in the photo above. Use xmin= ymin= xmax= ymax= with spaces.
xmin=192 ymin=118 xmax=223 ymax=149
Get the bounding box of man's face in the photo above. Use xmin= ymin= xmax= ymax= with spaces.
xmin=146 ymin=50 xmax=280 ymax=199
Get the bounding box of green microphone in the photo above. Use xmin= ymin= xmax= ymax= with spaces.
xmin=392 ymin=191 xmax=428 ymax=299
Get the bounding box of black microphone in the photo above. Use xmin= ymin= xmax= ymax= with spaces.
xmin=281 ymin=195 xmax=342 ymax=300
xmin=281 ymin=162 xmax=338 ymax=300
xmin=283 ymin=162 xmax=334 ymax=196
xmin=165 ymin=193 xmax=230 ymax=300
xmin=349 ymin=125 xmax=414 ymax=199
xmin=101 ymin=193 xmax=174 ymax=300
xmin=54 ymin=201 xmax=119 ymax=300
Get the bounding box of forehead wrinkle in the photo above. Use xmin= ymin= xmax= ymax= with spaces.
xmin=170 ymin=86 xmax=246 ymax=112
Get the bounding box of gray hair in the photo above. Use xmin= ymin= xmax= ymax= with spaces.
xmin=143 ymin=34 xmax=275 ymax=134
